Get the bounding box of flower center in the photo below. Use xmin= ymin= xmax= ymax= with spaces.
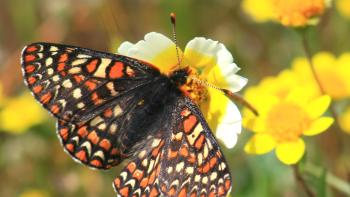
xmin=179 ymin=68 xmax=208 ymax=105
xmin=266 ymin=102 xmax=311 ymax=142
xmin=273 ymin=0 xmax=325 ymax=26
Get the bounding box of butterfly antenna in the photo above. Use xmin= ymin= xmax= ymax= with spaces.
xmin=189 ymin=76 xmax=259 ymax=116
xmin=170 ymin=12 xmax=181 ymax=68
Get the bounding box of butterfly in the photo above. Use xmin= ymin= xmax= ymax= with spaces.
xmin=21 ymin=42 xmax=232 ymax=197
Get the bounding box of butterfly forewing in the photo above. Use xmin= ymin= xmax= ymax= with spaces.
xmin=113 ymin=98 xmax=232 ymax=197
xmin=21 ymin=43 xmax=162 ymax=169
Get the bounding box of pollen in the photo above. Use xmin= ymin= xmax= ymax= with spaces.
xmin=180 ymin=70 xmax=208 ymax=105
xmin=266 ymin=102 xmax=311 ymax=143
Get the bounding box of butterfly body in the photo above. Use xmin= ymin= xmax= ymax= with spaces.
xmin=21 ymin=42 xmax=232 ymax=197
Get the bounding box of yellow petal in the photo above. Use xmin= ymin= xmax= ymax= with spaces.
xmin=244 ymin=133 xmax=276 ymax=154
xmin=336 ymin=0 xmax=350 ymax=19
xmin=184 ymin=37 xmax=224 ymax=69
xmin=275 ymin=139 xmax=305 ymax=165
xmin=303 ymin=117 xmax=334 ymax=136
xmin=306 ymin=95 xmax=331 ymax=119
xmin=339 ymin=107 xmax=350 ymax=134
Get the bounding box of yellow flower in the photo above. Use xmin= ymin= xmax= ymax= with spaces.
xmin=243 ymin=70 xmax=333 ymax=165
xmin=292 ymin=52 xmax=350 ymax=100
xmin=118 ymin=32 xmax=247 ymax=148
xmin=336 ymin=0 xmax=350 ymax=19
xmin=0 ymin=82 xmax=4 ymax=106
xmin=241 ymin=0 xmax=328 ymax=27
xmin=0 ymin=92 xmax=47 ymax=134
xmin=241 ymin=0 xmax=276 ymax=22
xmin=339 ymin=106 xmax=350 ymax=134
xmin=19 ymin=189 xmax=48 ymax=197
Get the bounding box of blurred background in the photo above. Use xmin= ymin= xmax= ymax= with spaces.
xmin=1 ymin=0 xmax=350 ymax=196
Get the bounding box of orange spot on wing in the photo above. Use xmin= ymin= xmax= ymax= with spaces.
xmin=26 ymin=46 xmax=38 ymax=53
xmin=201 ymin=162 xmax=210 ymax=173
xmin=91 ymin=92 xmax=102 ymax=105
xmin=87 ymin=131 xmax=99 ymax=144
xmin=179 ymin=145 xmax=189 ymax=157
xmin=225 ymin=179 xmax=231 ymax=190
xmin=184 ymin=115 xmax=197 ymax=133
xmin=77 ymin=126 xmax=88 ymax=138
xmin=168 ymin=187 xmax=176 ymax=196
xmin=209 ymin=191 xmax=216 ymax=197
xmin=59 ymin=53 xmax=68 ymax=62
xmin=168 ymin=149 xmax=178 ymax=159
xmin=149 ymin=187 xmax=159 ymax=197
xmin=85 ymin=80 xmax=97 ymax=90
xmin=74 ymin=75 xmax=84 ymax=83
xmin=103 ymin=108 xmax=113 ymax=117
xmin=194 ymin=133 xmax=205 ymax=150
xmin=114 ymin=178 xmax=121 ymax=188
xmin=111 ymin=148 xmax=119 ymax=155
xmin=133 ymin=170 xmax=144 ymax=181
xmin=149 ymin=170 xmax=156 ymax=184
xmin=65 ymin=143 xmax=74 ymax=152
xmin=126 ymin=162 xmax=136 ymax=173
xmin=51 ymin=104 xmax=60 ymax=114
xmin=188 ymin=153 xmax=196 ymax=163
xmin=140 ymin=178 xmax=149 ymax=188
xmin=57 ymin=62 xmax=66 ymax=71
xmin=119 ymin=187 xmax=129 ymax=197
xmin=33 ymin=85 xmax=43 ymax=94
xmin=25 ymin=65 xmax=36 ymax=73
xmin=86 ymin=59 xmax=98 ymax=73
xmin=40 ymin=92 xmax=52 ymax=104
xmin=218 ymin=186 xmax=225 ymax=196
xmin=190 ymin=192 xmax=197 ymax=197
xmin=109 ymin=62 xmax=124 ymax=79
xmin=99 ymin=139 xmax=111 ymax=151
xmin=27 ymin=76 xmax=37 ymax=85
xmin=209 ymin=157 xmax=218 ymax=168
xmin=75 ymin=150 xmax=87 ymax=162
xmin=25 ymin=55 xmax=36 ymax=62
xmin=90 ymin=159 xmax=102 ymax=167
xmin=178 ymin=187 xmax=187 ymax=197
xmin=59 ymin=128 xmax=69 ymax=141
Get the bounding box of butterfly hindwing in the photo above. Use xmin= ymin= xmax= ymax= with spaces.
xmin=113 ymin=97 xmax=232 ymax=197
xmin=22 ymin=43 xmax=163 ymax=169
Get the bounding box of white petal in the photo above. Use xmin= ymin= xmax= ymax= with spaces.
xmin=217 ymin=43 xmax=235 ymax=67
xmin=185 ymin=37 xmax=222 ymax=58
xmin=116 ymin=32 xmax=175 ymax=63
xmin=216 ymin=122 xmax=241 ymax=149
xmin=215 ymin=100 xmax=242 ymax=149
xmin=118 ymin=41 xmax=134 ymax=55
xmin=222 ymin=73 xmax=248 ymax=92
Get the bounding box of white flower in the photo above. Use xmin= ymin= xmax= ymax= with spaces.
xmin=118 ymin=32 xmax=247 ymax=148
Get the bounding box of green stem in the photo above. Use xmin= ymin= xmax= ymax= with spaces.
xmin=292 ymin=164 xmax=316 ymax=197
xmin=304 ymin=163 xmax=350 ymax=196
xmin=301 ymin=34 xmax=340 ymax=122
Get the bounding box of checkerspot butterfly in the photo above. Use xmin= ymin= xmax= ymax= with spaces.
xmin=21 ymin=42 xmax=232 ymax=196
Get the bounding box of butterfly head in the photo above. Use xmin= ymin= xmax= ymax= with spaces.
xmin=168 ymin=67 xmax=208 ymax=105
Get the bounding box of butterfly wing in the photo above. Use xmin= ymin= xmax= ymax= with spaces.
xmin=21 ymin=43 xmax=164 ymax=169
xmin=113 ymin=97 xmax=232 ymax=197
